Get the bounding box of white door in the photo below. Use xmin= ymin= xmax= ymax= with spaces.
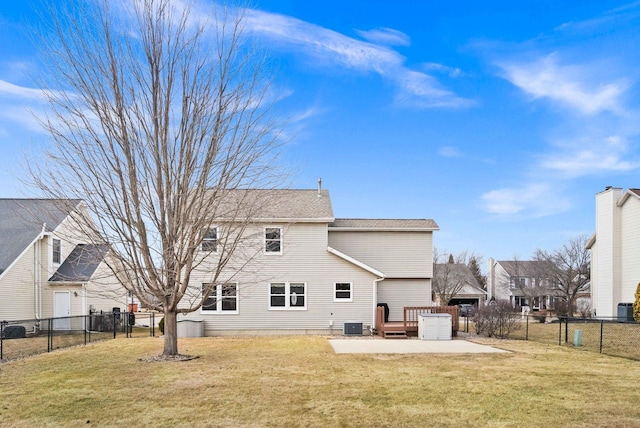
xmin=53 ymin=291 xmax=71 ymax=330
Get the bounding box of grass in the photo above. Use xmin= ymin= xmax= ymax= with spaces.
xmin=1 ymin=336 xmax=640 ymax=427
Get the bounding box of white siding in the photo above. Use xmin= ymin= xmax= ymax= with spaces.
xmin=328 ymin=230 xmax=433 ymax=277
xmin=620 ymin=196 xmax=640 ymax=305
xmin=185 ymin=222 xmax=379 ymax=335
xmin=592 ymin=188 xmax=623 ymax=317
xmin=0 ymin=243 xmax=37 ymax=321
xmin=377 ymin=279 xmax=432 ymax=321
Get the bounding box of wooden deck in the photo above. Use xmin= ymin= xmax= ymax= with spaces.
xmin=375 ymin=306 xmax=459 ymax=339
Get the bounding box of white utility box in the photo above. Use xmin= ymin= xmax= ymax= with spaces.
xmin=418 ymin=313 xmax=452 ymax=340
xmin=177 ymin=320 xmax=204 ymax=337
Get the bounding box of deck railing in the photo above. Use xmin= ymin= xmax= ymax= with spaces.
xmin=375 ymin=305 xmax=459 ymax=337
xmin=404 ymin=306 xmax=459 ymax=337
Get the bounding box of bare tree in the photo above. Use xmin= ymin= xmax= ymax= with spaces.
xmin=533 ymin=235 xmax=591 ymax=314
xmin=31 ymin=0 xmax=284 ymax=356
xmin=432 ymin=249 xmax=474 ymax=305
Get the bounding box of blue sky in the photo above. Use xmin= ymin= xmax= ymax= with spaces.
xmin=1 ymin=1 xmax=640 ymax=264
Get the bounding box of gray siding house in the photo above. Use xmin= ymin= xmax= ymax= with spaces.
xmin=0 ymin=199 xmax=127 ymax=324
xmin=184 ymin=188 xmax=439 ymax=335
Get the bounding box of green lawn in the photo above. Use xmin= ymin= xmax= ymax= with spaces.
xmin=1 ymin=336 xmax=640 ymax=427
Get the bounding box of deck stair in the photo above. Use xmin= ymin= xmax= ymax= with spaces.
xmin=383 ymin=330 xmax=407 ymax=339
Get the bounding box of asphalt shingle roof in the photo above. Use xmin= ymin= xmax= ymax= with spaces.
xmin=49 ymin=244 xmax=108 ymax=282
xmin=330 ymin=218 xmax=439 ymax=230
xmin=0 ymin=199 xmax=81 ymax=274
xmin=209 ymin=189 xmax=334 ymax=221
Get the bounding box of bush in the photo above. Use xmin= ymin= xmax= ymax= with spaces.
xmin=158 ymin=317 xmax=164 ymax=334
xmin=633 ymin=282 xmax=640 ymax=322
xmin=475 ymin=300 xmax=522 ymax=339
xmin=533 ymin=314 xmax=546 ymax=323
xmin=554 ymin=301 xmax=573 ymax=317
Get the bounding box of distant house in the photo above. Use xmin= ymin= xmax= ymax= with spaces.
xmin=433 ymin=263 xmax=486 ymax=307
xmin=182 ymin=187 xmax=439 ymax=335
xmin=586 ymin=187 xmax=640 ymax=317
xmin=486 ymin=259 xmax=559 ymax=309
xmin=0 ymin=199 xmax=126 ymax=325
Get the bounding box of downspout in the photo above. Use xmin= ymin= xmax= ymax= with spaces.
xmin=82 ymin=283 xmax=87 ymax=331
xmin=34 ymin=224 xmax=47 ymax=322
xmin=373 ymin=277 xmax=384 ymax=330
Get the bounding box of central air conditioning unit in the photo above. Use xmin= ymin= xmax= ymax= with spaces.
xmin=343 ymin=321 xmax=363 ymax=336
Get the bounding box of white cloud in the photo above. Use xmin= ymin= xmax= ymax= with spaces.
xmin=423 ymin=63 xmax=463 ymax=78
xmin=355 ymin=27 xmax=410 ymax=47
xmin=541 ymin=134 xmax=640 ymax=177
xmin=0 ymin=80 xmax=49 ymax=100
xmin=481 ymin=182 xmax=571 ymax=217
xmin=438 ymin=146 xmax=463 ymax=157
xmin=243 ymin=9 xmax=472 ymax=109
xmin=499 ymin=54 xmax=628 ymax=115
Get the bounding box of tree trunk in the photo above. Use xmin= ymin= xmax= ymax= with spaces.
xmin=162 ymin=310 xmax=179 ymax=356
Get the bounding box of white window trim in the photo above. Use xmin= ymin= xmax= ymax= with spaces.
xmin=268 ymin=282 xmax=307 ymax=310
xmin=201 ymin=282 xmax=239 ymax=314
xmin=333 ymin=282 xmax=353 ymax=302
xmin=201 ymin=227 xmax=219 ymax=253
xmin=264 ymin=226 xmax=283 ymax=255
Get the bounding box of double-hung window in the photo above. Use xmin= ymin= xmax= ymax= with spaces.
xmin=52 ymin=239 xmax=61 ymax=264
xmin=202 ymin=228 xmax=218 ymax=252
xmin=202 ymin=283 xmax=238 ymax=313
xmin=334 ymin=282 xmax=353 ymax=302
xmin=269 ymin=282 xmax=306 ymax=310
xmin=264 ymin=227 xmax=282 ymax=254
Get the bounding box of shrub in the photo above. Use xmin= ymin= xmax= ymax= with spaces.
xmin=634 ymin=283 xmax=640 ymax=323
xmin=554 ymin=301 xmax=573 ymax=317
xmin=475 ymin=300 xmax=522 ymax=339
xmin=158 ymin=317 xmax=164 ymax=334
xmin=533 ymin=314 xmax=546 ymax=323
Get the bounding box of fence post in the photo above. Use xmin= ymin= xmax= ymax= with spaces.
xmin=151 ymin=312 xmax=155 ymax=337
xmin=558 ymin=316 xmax=562 ymax=346
xmin=1 ymin=320 xmax=6 ymax=360
xmin=48 ymin=318 xmax=53 ymax=352
xmin=526 ymin=315 xmax=529 ymax=340
xmin=599 ymin=320 xmax=604 ymax=353
xmin=84 ymin=315 xmax=87 ymax=345
xmin=564 ymin=317 xmax=569 ymax=344
xmin=113 ymin=314 xmax=117 ymax=339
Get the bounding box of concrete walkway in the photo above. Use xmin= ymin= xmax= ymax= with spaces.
xmin=329 ymin=338 xmax=509 ymax=354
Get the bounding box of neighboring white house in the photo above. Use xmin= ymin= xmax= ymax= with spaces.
xmin=0 ymin=199 xmax=127 ymax=325
xmin=183 ymin=188 xmax=439 ymax=335
xmin=486 ymin=259 xmax=559 ymax=309
xmin=586 ymin=187 xmax=640 ymax=318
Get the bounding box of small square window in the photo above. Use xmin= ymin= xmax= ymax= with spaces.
xmin=334 ymin=282 xmax=352 ymax=302
xmin=202 ymin=228 xmax=218 ymax=252
xmin=265 ymin=227 xmax=282 ymax=253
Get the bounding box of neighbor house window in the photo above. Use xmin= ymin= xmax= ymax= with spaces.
xmin=511 ymin=277 xmax=525 ymax=289
xmin=201 ymin=283 xmax=238 ymax=313
xmin=269 ymin=282 xmax=306 ymax=309
xmin=202 ymin=228 xmax=218 ymax=252
xmin=334 ymin=282 xmax=353 ymax=302
xmin=52 ymin=239 xmax=61 ymax=264
xmin=264 ymin=227 xmax=282 ymax=253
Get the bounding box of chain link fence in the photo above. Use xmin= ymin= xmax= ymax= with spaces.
xmin=1 ymin=311 xmax=160 ymax=362
xmin=461 ymin=313 xmax=640 ymax=361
